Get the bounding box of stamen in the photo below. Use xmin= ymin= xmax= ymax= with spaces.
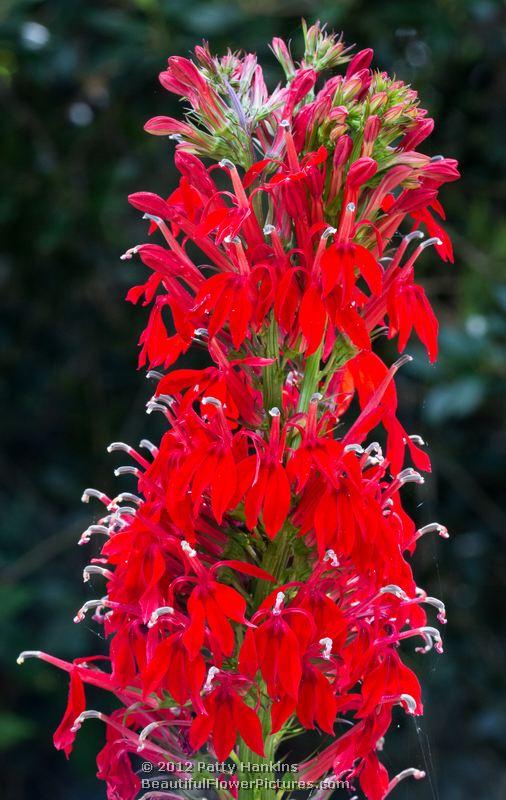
xmin=181 ymin=540 xmax=197 ymax=558
xmin=263 ymin=224 xmax=276 ymax=236
xmin=146 ymin=401 xmax=168 ymax=416
xmin=107 ymin=442 xmax=134 ymax=454
xmin=74 ymin=598 xmax=107 ymax=623
xmin=201 ymin=396 xmax=222 ymax=408
xmin=139 ymin=439 xmax=159 ymax=456
xmin=397 ymin=468 xmax=424 ymax=486
xmin=409 ymin=434 xmax=425 ymax=446
xmin=142 ymin=212 xmax=163 ymax=226
xmin=365 ymin=442 xmax=383 ymax=457
xmin=71 ymin=710 xmax=106 ymax=732
xmin=111 ymin=492 xmax=142 ymax=506
xmin=403 ymin=230 xmax=425 ymax=244
xmin=155 ymin=394 xmax=174 ymax=407
xmin=319 ymin=637 xmax=333 ymax=660
xmin=379 ymin=585 xmax=409 ymax=601
xmin=114 ymin=466 xmax=141 ymax=478
xmin=420 ymin=236 xmax=443 ymax=250
xmin=120 ymin=245 xmax=141 ymax=261
xmin=269 ymin=407 xmax=281 ymax=417
xmin=272 ymin=591 xmax=285 ymax=615
xmin=413 ymin=626 xmax=444 ymax=654
xmin=146 ymin=370 xmax=164 ymax=381
xmin=83 ymin=565 xmax=114 ymax=583
xmin=147 ymin=607 xmax=174 ymax=628
xmin=416 ymin=522 xmax=449 ymax=539
xmin=203 ymin=666 xmax=220 ymax=693
xmin=399 ymin=693 xmax=417 ymax=714
xmin=392 ymin=353 xmax=413 ymax=370
xmin=322 ymin=226 xmax=337 ymax=239
xmin=17 ymin=650 xmax=42 ymax=665
xmin=424 ymin=595 xmax=447 ymax=624
xmin=219 ymin=158 xmax=235 ymax=170
xmin=193 ymin=327 xmax=209 ymax=338
xmin=81 ymin=488 xmax=110 ymax=505
xmin=324 ymin=549 xmax=340 ymax=567
xmin=386 ymin=767 xmax=425 ymax=796
xmin=346 ymin=202 xmax=356 ymax=212
xmin=344 ymin=444 xmax=364 ymax=454
xmin=310 ymin=392 xmax=323 ymax=402
xmin=137 ymin=720 xmax=175 ymax=752
xmin=78 ymin=525 xmax=109 ymax=545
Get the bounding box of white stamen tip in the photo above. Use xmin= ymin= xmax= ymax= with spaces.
xmin=107 ymin=442 xmax=132 ymax=454
xmin=120 ymin=245 xmax=141 ymax=261
xmin=114 ymin=466 xmax=140 ymax=478
xmin=82 ymin=565 xmax=113 ymax=583
xmin=272 ymin=591 xmax=285 ymax=615
xmin=70 ymin=710 xmax=104 ymax=732
xmin=204 ymin=666 xmax=220 ymax=693
xmin=142 ymin=213 xmax=163 ymax=225
xmin=201 ymin=396 xmax=222 ymax=408
xmin=81 ymin=488 xmax=109 ymax=505
xmin=420 ymin=236 xmax=443 ymax=250
xmin=403 ymin=230 xmax=424 ymax=243
xmin=147 ymin=607 xmax=174 ymax=628
xmin=319 ymin=637 xmax=333 ymax=660
xmin=17 ymin=650 xmax=42 ymax=665
xmin=400 ymin=693 xmax=418 ymax=714
xmin=269 ymin=407 xmax=281 ymax=417
xmin=379 ymin=585 xmax=409 ymax=600
xmin=324 ymin=549 xmax=340 ymax=567
xmin=181 ymin=540 xmax=197 ymax=558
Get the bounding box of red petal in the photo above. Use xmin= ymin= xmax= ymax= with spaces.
xmin=262 ymin=464 xmax=291 ymax=538
xmin=233 ymin=696 xmax=265 ymax=756
xmin=128 ymin=192 xmax=173 ymax=220
xmin=299 ymin=284 xmax=326 ymax=355
xmin=53 ymin=669 xmax=85 ymax=758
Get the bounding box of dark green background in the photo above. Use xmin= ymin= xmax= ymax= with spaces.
xmin=1 ymin=1 xmax=505 ymax=798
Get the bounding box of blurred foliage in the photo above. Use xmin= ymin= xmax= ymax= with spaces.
xmin=0 ymin=1 xmax=505 ymax=798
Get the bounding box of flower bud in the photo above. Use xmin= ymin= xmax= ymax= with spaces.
xmin=346 ymin=156 xmax=378 ymax=189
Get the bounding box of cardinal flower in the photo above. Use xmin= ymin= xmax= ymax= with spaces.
xmin=189 ymin=669 xmax=264 ymax=761
xmin=20 ymin=24 xmax=457 ymax=800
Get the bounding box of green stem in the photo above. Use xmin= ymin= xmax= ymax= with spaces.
xmin=297 ymin=344 xmax=323 ymax=414
xmin=262 ymin=319 xmax=282 ymax=410
xmin=237 ymin=715 xmax=279 ymax=800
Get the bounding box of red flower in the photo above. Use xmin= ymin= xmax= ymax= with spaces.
xmin=53 ymin=669 xmax=85 ymax=758
xmin=189 ymin=670 xmax=264 ymax=761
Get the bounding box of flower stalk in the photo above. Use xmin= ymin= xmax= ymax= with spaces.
xmin=19 ymin=22 xmax=459 ymax=800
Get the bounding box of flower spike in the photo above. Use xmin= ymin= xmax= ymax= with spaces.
xmin=20 ymin=22 xmax=458 ymax=800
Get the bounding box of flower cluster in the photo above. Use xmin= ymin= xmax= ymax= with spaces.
xmin=19 ymin=22 xmax=458 ymax=800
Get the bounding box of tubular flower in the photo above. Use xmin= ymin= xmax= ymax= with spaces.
xmin=20 ymin=23 xmax=458 ymax=800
